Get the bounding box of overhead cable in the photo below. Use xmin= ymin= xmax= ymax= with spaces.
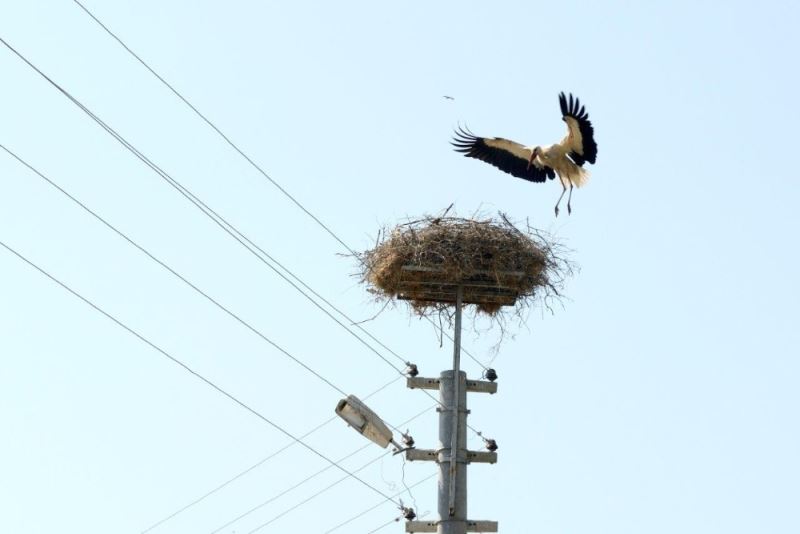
xmin=210 ymin=404 xmax=434 ymax=534
xmin=0 ymin=39 xmax=489 ymax=438
xmin=69 ymin=1 xmax=491 ymax=373
xmin=0 ymin=238 xmax=401 ymax=508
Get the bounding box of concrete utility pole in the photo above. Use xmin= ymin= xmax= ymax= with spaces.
xmin=404 ymin=286 xmax=499 ymax=534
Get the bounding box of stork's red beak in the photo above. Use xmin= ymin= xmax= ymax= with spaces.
xmin=527 ymin=151 xmax=535 ymax=170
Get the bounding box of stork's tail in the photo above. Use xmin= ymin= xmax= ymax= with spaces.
xmin=569 ymin=165 xmax=590 ymax=188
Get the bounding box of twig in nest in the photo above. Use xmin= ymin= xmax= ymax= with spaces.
xmin=351 ymin=299 xmax=393 ymax=325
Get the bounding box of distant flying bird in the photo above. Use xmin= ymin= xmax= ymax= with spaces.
xmin=451 ymin=92 xmax=598 ymax=216
xmin=443 ymin=95 xmax=455 ymax=100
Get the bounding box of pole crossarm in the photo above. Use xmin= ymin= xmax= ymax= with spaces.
xmin=407 ymin=376 xmax=498 ymax=394
xmin=404 ymin=448 xmax=497 ymax=464
xmin=405 ymin=520 xmax=499 ymax=533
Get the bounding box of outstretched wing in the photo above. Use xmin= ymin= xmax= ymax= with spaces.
xmin=559 ymin=92 xmax=598 ymax=166
xmin=451 ymin=126 xmax=555 ymax=183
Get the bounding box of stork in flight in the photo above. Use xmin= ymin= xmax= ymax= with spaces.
xmin=452 ymin=92 xmax=598 ymax=216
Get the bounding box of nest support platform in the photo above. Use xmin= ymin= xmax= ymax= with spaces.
xmin=395 ymin=265 xmax=528 ymax=307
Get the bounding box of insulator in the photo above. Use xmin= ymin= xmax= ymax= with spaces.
xmin=484 ymin=438 xmax=498 ymax=452
xmin=485 ymin=368 xmax=498 ymax=382
xmin=402 ymin=507 xmax=417 ymax=521
xmin=406 ymin=363 xmax=419 ymax=377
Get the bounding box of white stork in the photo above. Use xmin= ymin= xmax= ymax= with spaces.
xmin=452 ymin=92 xmax=598 ymax=216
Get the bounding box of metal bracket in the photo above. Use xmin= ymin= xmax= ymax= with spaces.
xmin=439 ymin=449 xmax=498 ymax=464
xmin=407 ymin=376 xmax=498 ymax=394
xmin=466 ymin=450 xmax=498 ymax=464
xmin=465 ymin=379 xmax=498 ymax=394
xmin=405 ymin=521 xmax=437 ymax=532
xmin=406 ymin=376 xmax=440 ymax=390
xmin=405 ymin=448 xmax=437 ymax=462
xmin=405 ymin=448 xmax=497 ymax=464
xmin=405 ymin=520 xmax=499 ymax=532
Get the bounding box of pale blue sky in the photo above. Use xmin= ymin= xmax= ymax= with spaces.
xmin=1 ymin=1 xmax=798 ymax=533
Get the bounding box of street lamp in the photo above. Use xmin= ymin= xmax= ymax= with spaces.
xmin=335 ymin=395 xmax=400 ymax=449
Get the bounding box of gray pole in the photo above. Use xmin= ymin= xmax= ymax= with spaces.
xmin=403 ymin=281 xmax=497 ymax=533
xmin=438 ymin=285 xmax=467 ymax=534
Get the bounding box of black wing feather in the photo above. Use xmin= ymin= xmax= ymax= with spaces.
xmin=558 ymin=92 xmax=598 ymax=166
xmin=451 ymin=126 xmax=554 ymax=183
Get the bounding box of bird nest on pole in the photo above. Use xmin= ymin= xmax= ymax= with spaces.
xmin=357 ymin=212 xmax=574 ymax=326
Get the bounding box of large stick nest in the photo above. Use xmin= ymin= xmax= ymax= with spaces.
xmin=357 ymin=212 xmax=574 ymax=325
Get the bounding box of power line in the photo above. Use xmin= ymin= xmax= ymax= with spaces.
xmin=71 ymin=0 xmax=355 ymax=257
xmin=209 ymin=404 xmax=435 ymax=534
xmin=245 ymin=453 xmax=395 ymax=534
xmin=0 ymin=142 xmax=345 ymax=396
xmin=0 ymin=37 xmax=488 ymax=437
xmin=0 ymin=238 xmax=401 ymax=508
xmin=69 ymin=1 xmax=491 ymax=374
xmin=0 ymin=139 xmax=429 ymax=441
xmin=365 ymin=516 xmax=403 ymax=534
xmin=215 ymin=446 xmax=382 ymax=534
xmin=140 ymin=376 xmax=401 ymax=534
xmin=322 ymin=473 xmax=438 ymax=534
xmin=0 ymin=35 xmax=411 ymax=379
xmin=0 ymin=142 xmax=424 ymax=529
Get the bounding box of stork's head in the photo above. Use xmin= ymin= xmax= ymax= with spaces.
xmin=527 ymin=146 xmax=541 ymax=170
